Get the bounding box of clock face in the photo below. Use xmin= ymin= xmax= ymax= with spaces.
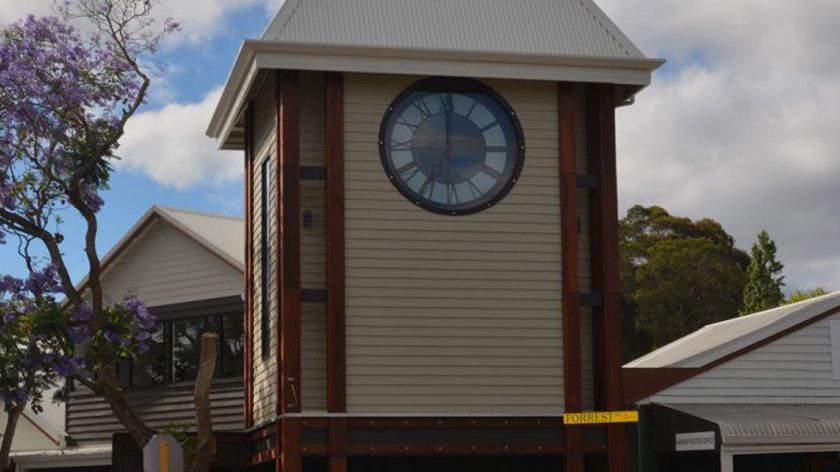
xmin=379 ymin=78 xmax=525 ymax=215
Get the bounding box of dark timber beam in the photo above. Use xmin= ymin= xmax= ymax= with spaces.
xmin=559 ymin=82 xmax=583 ymax=472
xmin=587 ymin=83 xmax=625 ymax=472
xmin=244 ymin=102 xmax=255 ymax=429
xmin=325 ymin=72 xmax=348 ymax=472
xmin=276 ymin=69 xmax=302 ymax=472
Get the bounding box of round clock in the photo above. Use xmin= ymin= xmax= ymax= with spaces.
xmin=379 ymin=78 xmax=525 ymax=215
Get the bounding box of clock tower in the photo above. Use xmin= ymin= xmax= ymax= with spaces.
xmin=207 ymin=1 xmax=662 ymax=471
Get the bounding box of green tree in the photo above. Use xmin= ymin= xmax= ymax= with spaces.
xmin=620 ymin=206 xmax=750 ymax=357
xmin=786 ymin=287 xmax=828 ymax=304
xmin=739 ymin=230 xmax=785 ymax=315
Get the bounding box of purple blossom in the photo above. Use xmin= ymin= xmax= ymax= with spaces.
xmin=71 ymin=303 xmax=93 ymax=322
xmin=102 ymin=328 xmax=122 ymax=344
xmin=55 ymin=355 xmax=84 ymax=377
xmin=67 ymin=324 xmax=91 ymax=344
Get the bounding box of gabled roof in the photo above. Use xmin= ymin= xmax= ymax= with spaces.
xmin=626 ymin=291 xmax=840 ymax=369
xmin=154 ymin=206 xmax=244 ymax=270
xmin=207 ymin=0 xmax=664 ymax=149
xmin=73 ymin=206 xmax=244 ymax=293
xmin=263 ymin=0 xmax=643 ymax=59
xmin=623 ymin=291 xmax=840 ymax=403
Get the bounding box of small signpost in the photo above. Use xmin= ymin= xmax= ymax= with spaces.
xmin=675 ymin=431 xmax=716 ymax=451
xmin=143 ymin=434 xmax=184 ymax=472
xmin=563 ymin=410 xmax=639 ymax=425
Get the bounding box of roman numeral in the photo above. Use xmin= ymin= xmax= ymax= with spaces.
xmin=412 ymin=99 xmax=433 ymax=118
xmin=396 ymin=162 xmax=420 ymax=181
xmin=390 ymin=139 xmax=412 ymax=151
xmin=481 ymin=165 xmax=502 ymax=180
xmin=480 ymin=121 xmax=499 ymax=133
xmin=396 ymin=118 xmax=419 ymax=131
xmin=438 ymin=93 xmax=454 ymax=114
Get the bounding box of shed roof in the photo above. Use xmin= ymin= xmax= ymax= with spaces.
xmin=666 ymin=403 xmax=840 ymax=445
xmin=626 ymin=291 xmax=840 ymax=369
xmin=262 ymin=0 xmax=644 ymax=59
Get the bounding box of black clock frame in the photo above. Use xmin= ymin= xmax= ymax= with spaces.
xmin=378 ymin=77 xmax=526 ymax=216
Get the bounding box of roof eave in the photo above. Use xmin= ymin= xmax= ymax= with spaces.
xmin=207 ymin=40 xmax=665 ymax=149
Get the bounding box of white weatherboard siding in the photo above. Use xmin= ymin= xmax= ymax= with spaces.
xmin=250 ymin=71 xmax=329 ymax=420
xmin=100 ymin=219 xmax=241 ymax=307
xmin=299 ymin=71 xmax=328 ymax=411
xmin=344 ymin=74 xmax=570 ymax=414
xmin=646 ymin=312 xmax=840 ymax=404
xmin=251 ymin=75 xmax=278 ymax=425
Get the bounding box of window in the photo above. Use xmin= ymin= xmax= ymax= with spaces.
xmin=122 ymin=312 xmax=243 ymax=388
xmin=260 ymin=156 xmax=274 ymax=359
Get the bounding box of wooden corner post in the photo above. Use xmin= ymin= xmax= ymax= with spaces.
xmin=559 ymin=82 xmax=584 ymax=472
xmin=587 ymin=83 xmax=625 ymax=472
xmin=325 ymin=72 xmax=348 ymax=472
xmin=244 ymin=101 xmax=255 ymax=429
xmin=276 ymin=69 xmax=302 ymax=472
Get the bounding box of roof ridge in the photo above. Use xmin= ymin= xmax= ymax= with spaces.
xmin=573 ymin=0 xmax=642 ymax=57
xmin=154 ymin=205 xmax=243 ymax=222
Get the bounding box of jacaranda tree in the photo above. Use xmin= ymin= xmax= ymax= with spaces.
xmin=0 ymin=0 xmax=178 ymax=458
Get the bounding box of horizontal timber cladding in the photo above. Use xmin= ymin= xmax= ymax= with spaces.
xmin=66 ymin=380 xmax=244 ymax=446
xmin=647 ymin=312 xmax=840 ymax=404
xmin=250 ymin=70 xmax=329 ymax=422
xmin=251 ymin=72 xmax=279 ymax=425
xmin=299 ymin=71 xmax=328 ymax=412
xmin=99 ymin=218 xmax=241 ymax=307
xmin=344 ymin=74 xmax=582 ymax=414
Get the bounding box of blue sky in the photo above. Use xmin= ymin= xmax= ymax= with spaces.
xmin=0 ymin=2 xmax=275 ymax=281
xmin=3 ymin=0 xmax=840 ymax=294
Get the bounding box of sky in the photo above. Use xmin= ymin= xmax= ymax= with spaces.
xmin=1 ymin=0 xmax=839 ymax=294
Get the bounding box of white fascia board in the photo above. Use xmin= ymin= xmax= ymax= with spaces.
xmin=207 ymin=40 xmax=664 ymax=149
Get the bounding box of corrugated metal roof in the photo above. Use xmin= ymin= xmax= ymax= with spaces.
xmin=667 ymin=403 xmax=840 ymax=445
xmin=626 ymin=291 xmax=840 ymax=368
xmin=263 ymin=0 xmax=644 ymax=59
xmin=155 ymin=206 xmax=244 ymax=269
xmin=70 ymin=206 xmax=243 ymax=301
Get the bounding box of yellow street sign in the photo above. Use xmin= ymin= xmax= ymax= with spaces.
xmin=563 ymin=411 xmax=639 ymax=425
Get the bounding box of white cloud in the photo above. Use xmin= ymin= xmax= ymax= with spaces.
xmin=117 ymin=88 xmax=242 ymax=189
xmin=596 ymin=0 xmax=840 ymax=291
xmin=0 ymin=1 xmax=54 ymax=24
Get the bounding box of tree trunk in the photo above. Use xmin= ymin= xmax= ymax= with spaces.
xmin=0 ymin=403 xmax=26 ymax=469
xmin=191 ymin=333 xmax=218 ymax=472
xmin=81 ymin=364 xmax=156 ymax=448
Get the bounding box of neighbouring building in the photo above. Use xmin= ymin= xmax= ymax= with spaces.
xmin=10 ymin=206 xmax=246 ymax=471
xmin=206 ymin=0 xmax=662 ymax=470
xmin=625 ymin=291 xmax=840 ymax=472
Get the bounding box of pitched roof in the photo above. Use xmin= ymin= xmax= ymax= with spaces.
xmin=207 ymin=0 xmax=663 ymax=148
xmin=665 ymin=403 xmax=840 ymax=445
xmin=626 ymin=291 xmax=840 ymax=369
xmin=73 ymin=206 xmax=244 ymax=293
xmin=263 ymin=0 xmax=644 ymax=59
xmin=154 ymin=206 xmax=244 ymax=270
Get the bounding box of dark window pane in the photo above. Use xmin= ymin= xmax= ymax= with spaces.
xmin=172 ymin=317 xmax=218 ymax=383
xmin=117 ymin=360 xmax=132 ymax=387
xmin=133 ymin=325 xmax=166 ymax=386
xmin=221 ymin=314 xmax=244 ymax=378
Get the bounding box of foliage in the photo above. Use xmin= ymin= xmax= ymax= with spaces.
xmin=786 ymin=287 xmax=829 ymax=304
xmin=739 ymin=230 xmax=785 ymax=315
xmin=620 ymin=205 xmax=750 ymax=357
xmin=0 ymin=268 xmax=68 ymax=414
xmin=163 ymin=422 xmax=198 ymax=466
xmin=0 ymin=0 xmax=179 ymax=452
